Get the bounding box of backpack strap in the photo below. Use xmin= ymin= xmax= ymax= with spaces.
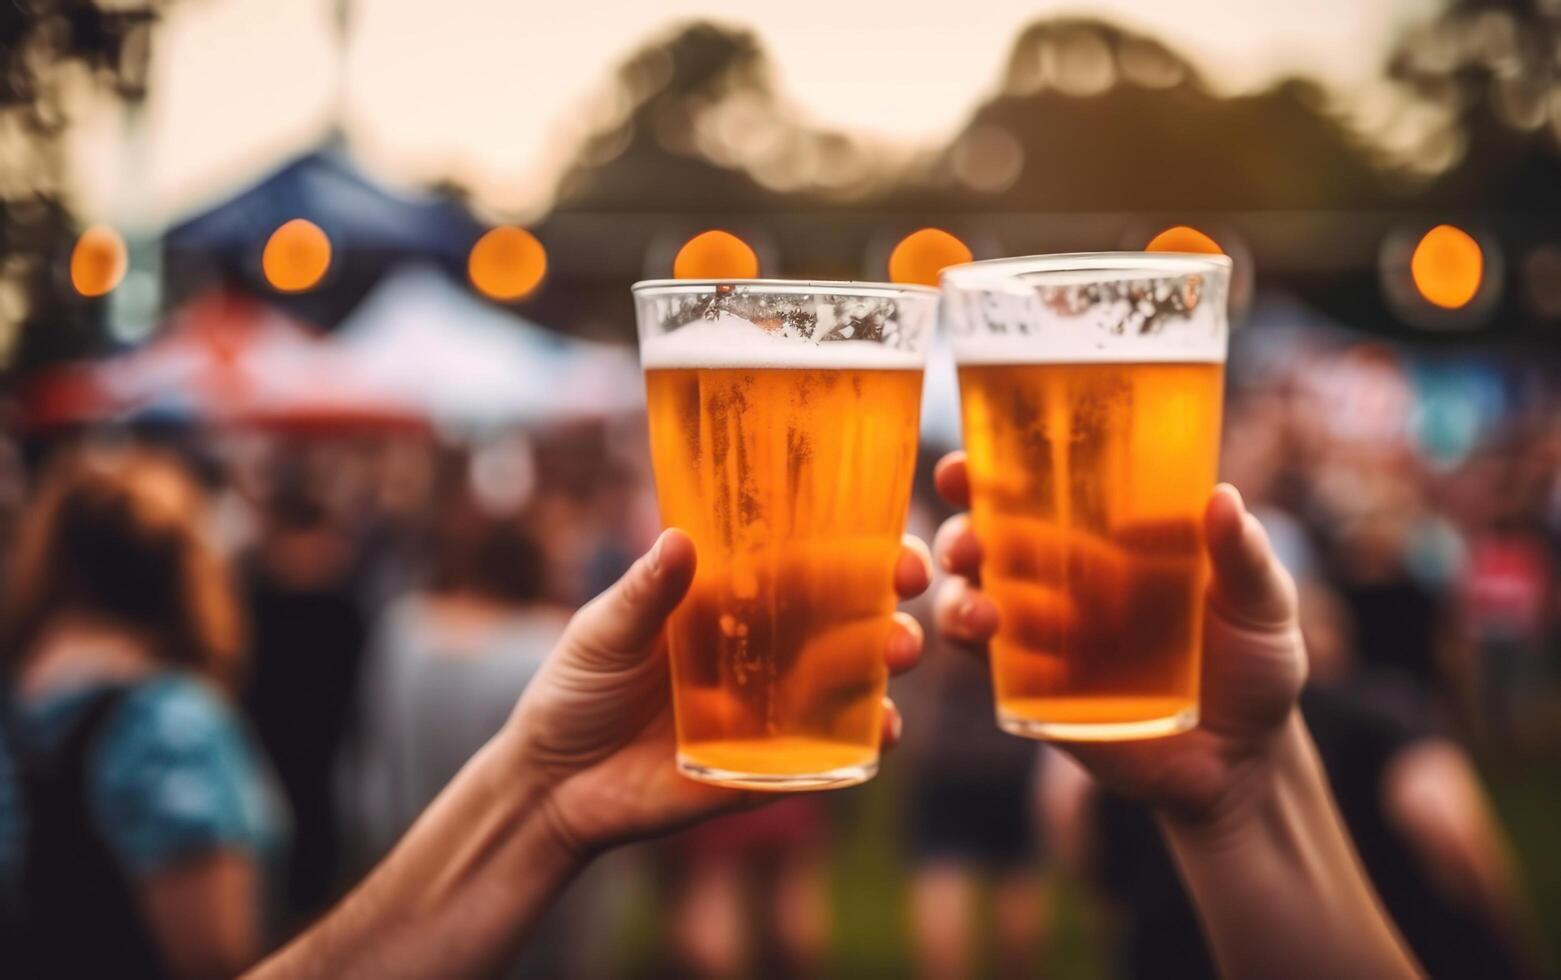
xmin=3 ymin=683 xmax=170 ymax=979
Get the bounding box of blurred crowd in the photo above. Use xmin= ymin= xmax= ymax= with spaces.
xmin=0 ymin=297 xmax=1556 ymax=978
xmin=1039 ymin=318 xmax=1560 ymax=978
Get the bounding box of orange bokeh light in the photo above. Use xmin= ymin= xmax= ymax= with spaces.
xmin=1410 ymin=224 xmax=1482 ymax=310
xmin=469 ymin=226 xmax=547 ymax=301
xmin=70 ymin=225 xmax=128 ymax=297
xmin=262 ymin=219 xmax=332 ymax=293
xmin=888 ymin=228 xmax=973 ymax=286
xmin=1145 ymin=225 xmax=1223 ymax=254
xmin=673 ymin=230 xmax=759 ymax=279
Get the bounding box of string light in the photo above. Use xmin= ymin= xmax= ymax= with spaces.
xmin=70 ymin=225 xmax=128 ymax=297
xmin=1411 ymin=224 xmax=1482 ymax=310
xmin=469 ymin=226 xmax=547 ymax=301
xmin=262 ymin=219 xmax=331 ymax=293
xmin=888 ymin=228 xmax=973 ymax=286
xmin=673 ymin=230 xmax=759 ymax=279
xmin=1146 ymin=225 xmax=1222 ymax=254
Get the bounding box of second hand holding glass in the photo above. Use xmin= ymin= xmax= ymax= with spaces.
xmin=942 ymin=252 xmax=1232 ymax=741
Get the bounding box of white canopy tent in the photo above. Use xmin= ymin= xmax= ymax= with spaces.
xmin=919 ymin=328 xmax=963 ymax=450
xmin=334 ymin=264 xmax=644 ymax=432
xmin=91 ymin=290 xmax=424 ymax=430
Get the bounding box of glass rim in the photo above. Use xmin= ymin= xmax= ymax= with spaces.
xmin=632 ymin=278 xmax=940 ymax=298
xmin=941 ymin=251 xmax=1232 ymax=287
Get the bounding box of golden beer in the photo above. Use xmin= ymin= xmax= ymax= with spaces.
xmin=959 ymin=360 xmax=1223 ymax=738
xmin=944 ymin=253 xmax=1230 ymax=740
xmin=635 ymin=282 xmax=934 ymax=788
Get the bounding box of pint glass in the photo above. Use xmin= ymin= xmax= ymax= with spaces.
xmin=634 ymin=280 xmax=935 ymax=788
xmin=942 ymin=253 xmax=1230 ymax=740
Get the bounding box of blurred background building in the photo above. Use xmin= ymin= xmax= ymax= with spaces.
xmin=0 ymin=0 xmax=1558 ymax=976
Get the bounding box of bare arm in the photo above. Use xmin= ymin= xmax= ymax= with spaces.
xmin=930 ymin=454 xmax=1421 ymax=980
xmin=139 ymin=851 xmax=262 ymax=980
xmin=246 ymin=529 xmax=931 ymax=979
xmin=1384 ymin=740 xmax=1541 ymax=973
xmin=246 ymin=732 xmax=575 ymax=980
xmin=1159 ymin=713 xmax=1420 ymax=980
xmin=1036 ymin=747 xmax=1096 ymax=878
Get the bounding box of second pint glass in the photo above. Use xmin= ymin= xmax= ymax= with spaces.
xmin=634 ymin=280 xmax=935 ymax=789
xmin=942 ymin=253 xmax=1230 ymax=740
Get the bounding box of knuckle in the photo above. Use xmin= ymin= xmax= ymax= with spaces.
xmin=934 ymin=513 xmax=968 ymax=546
xmin=891 ymin=612 xmax=926 ymax=652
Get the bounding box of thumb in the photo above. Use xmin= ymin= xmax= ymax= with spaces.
xmin=1203 ymin=485 xmax=1298 ymax=632
xmin=561 ymin=528 xmax=697 ymax=669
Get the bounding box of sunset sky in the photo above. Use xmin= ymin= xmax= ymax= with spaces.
xmin=66 ymin=0 xmax=1445 ymax=227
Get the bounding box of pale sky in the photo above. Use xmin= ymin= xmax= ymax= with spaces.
xmin=67 ymin=0 xmax=1445 ymax=227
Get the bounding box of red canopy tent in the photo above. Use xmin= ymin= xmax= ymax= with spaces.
xmin=16 ymin=364 xmax=116 ymax=430
xmin=21 ymin=291 xmax=425 ymax=433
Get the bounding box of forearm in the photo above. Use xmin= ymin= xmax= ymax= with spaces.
xmin=1159 ymin=713 xmax=1422 ymax=980
xmin=247 ymin=727 xmax=579 ymax=980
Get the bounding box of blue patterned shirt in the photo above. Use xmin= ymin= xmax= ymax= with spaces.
xmin=0 ymin=673 xmax=287 ymax=901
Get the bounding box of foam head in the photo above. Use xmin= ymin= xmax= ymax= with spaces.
xmin=941 ymin=252 xmax=1230 ymax=364
xmin=633 ymin=280 xmax=936 ymax=370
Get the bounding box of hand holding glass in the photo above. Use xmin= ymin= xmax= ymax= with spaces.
xmin=635 ymin=280 xmax=934 ymax=787
xmin=943 ymin=253 xmax=1231 ymax=740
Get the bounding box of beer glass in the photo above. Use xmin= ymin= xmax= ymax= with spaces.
xmin=634 ymin=280 xmax=935 ymax=788
xmin=942 ymin=253 xmax=1230 ymax=740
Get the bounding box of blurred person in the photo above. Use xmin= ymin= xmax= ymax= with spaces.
xmin=348 ymin=487 xmax=575 ymax=973
xmin=530 ymin=487 xmax=602 ymax=605
xmin=1037 ymin=577 xmax=1539 ymax=979
xmin=896 ymin=496 xmax=1047 ymax=980
xmin=0 ymin=446 xmax=286 ymax=979
xmin=241 ymin=477 xmax=369 ymax=921
xmin=1219 ymin=390 xmax=1320 ymax=584
xmin=903 ymin=655 xmax=1046 ymax=980
xmin=663 ymin=797 xmax=830 ymax=979
xmin=352 ymin=491 xmax=568 ymax=860
xmin=1320 ymin=346 xmax=1415 ymax=451
xmin=1457 ymin=465 xmax=1556 ymax=740
xmin=247 ymin=465 xmax=1425 ymax=980
xmin=583 ymin=464 xmax=658 ymax=600
xmin=1326 ymin=470 xmax=1449 ymax=693
xmin=1216 ymin=390 xmax=1289 ymax=508
xmin=1297 ymin=582 xmax=1541 ymax=976
xmin=0 ymin=435 xmax=27 ymax=582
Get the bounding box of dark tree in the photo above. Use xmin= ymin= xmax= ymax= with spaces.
xmin=1 ymin=0 xmax=160 ymax=376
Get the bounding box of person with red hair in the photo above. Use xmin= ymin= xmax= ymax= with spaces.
xmin=0 ymin=446 xmax=285 ymax=979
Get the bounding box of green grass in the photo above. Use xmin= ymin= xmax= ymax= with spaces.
xmin=1480 ymin=752 xmax=1561 ymax=975
xmin=825 ymin=771 xmax=912 ymax=978
xmin=825 ymin=765 xmax=1107 ymax=979
xmin=607 ymin=745 xmax=1559 ymax=978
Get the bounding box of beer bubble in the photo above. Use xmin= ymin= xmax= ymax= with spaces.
xmin=718 ymin=613 xmax=750 ymax=639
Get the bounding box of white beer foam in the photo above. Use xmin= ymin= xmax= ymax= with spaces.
xmin=946 ymin=281 xmax=1228 ymax=365
xmin=640 ymin=313 xmax=924 ymax=370
xmin=952 ymin=332 xmax=1227 ymax=365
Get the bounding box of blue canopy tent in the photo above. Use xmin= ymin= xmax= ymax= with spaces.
xmin=163 ymin=146 xmax=487 ymax=326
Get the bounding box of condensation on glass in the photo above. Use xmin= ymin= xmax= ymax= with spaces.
xmin=634 ymin=279 xmax=935 ymax=788
xmin=942 ymin=253 xmax=1231 ymax=741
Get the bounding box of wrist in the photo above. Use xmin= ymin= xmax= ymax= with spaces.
xmin=479 ymin=721 xmax=588 ymax=878
xmin=274 ymin=720 xmax=588 ymax=978
xmin=1158 ymin=710 xmax=1311 ymax=842
xmin=1152 ymin=711 xmax=1422 ymax=978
